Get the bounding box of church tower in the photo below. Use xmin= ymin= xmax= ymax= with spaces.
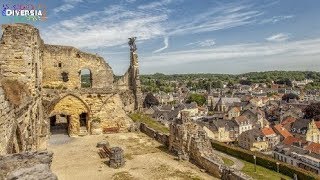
xmin=306 ymin=119 xmax=320 ymax=143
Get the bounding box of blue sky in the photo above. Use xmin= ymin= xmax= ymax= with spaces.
xmin=1 ymin=0 xmax=320 ymax=75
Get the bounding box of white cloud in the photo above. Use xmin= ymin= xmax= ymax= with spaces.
xmin=126 ymin=0 xmax=136 ymax=3
xmin=153 ymin=37 xmax=169 ymax=53
xmin=260 ymin=15 xmax=294 ymax=24
xmin=186 ymin=39 xmax=216 ymax=47
xmin=169 ymin=4 xmax=263 ymax=36
xmin=138 ymin=0 xmax=172 ymax=10
xmin=43 ymin=5 xmax=168 ymax=49
xmin=142 ymin=38 xmax=320 ymax=68
xmin=266 ymin=33 xmax=290 ymax=42
xmin=53 ymin=4 xmax=74 ymax=13
xmin=53 ymin=0 xmax=83 ymax=14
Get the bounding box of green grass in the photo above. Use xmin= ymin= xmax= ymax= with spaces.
xmin=221 ymin=157 xmax=234 ymax=167
xmin=129 ymin=113 xmax=169 ymax=134
xmin=240 ymin=160 xmax=291 ymax=180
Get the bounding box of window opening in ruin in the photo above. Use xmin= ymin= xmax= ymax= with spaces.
xmin=35 ymin=63 xmax=38 ymax=78
xmin=58 ymin=62 xmax=62 ymax=68
xmin=50 ymin=115 xmax=70 ymax=135
xmin=16 ymin=128 xmax=23 ymax=152
xmin=76 ymin=53 xmax=81 ymax=58
xmin=61 ymin=72 xmax=69 ymax=82
xmin=80 ymin=69 xmax=92 ymax=88
xmin=79 ymin=113 xmax=88 ymax=127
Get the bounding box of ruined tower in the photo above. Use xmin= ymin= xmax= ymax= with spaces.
xmin=128 ymin=37 xmax=143 ymax=111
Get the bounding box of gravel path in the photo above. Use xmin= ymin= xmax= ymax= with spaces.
xmin=213 ymin=149 xmax=244 ymax=170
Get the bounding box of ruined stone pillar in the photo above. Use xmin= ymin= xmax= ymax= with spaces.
xmin=128 ymin=37 xmax=143 ymax=111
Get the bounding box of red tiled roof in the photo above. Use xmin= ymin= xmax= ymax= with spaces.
xmin=274 ymin=124 xmax=293 ymax=138
xmin=261 ymin=127 xmax=276 ymax=136
xmin=282 ymin=136 xmax=300 ymax=145
xmin=281 ymin=116 xmax=296 ymax=126
xmin=305 ymin=142 xmax=320 ymax=154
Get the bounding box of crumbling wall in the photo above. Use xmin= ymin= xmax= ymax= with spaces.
xmin=139 ymin=123 xmax=169 ymax=146
xmin=168 ymin=111 xmax=252 ymax=179
xmin=0 ymin=24 xmax=45 ymax=155
xmin=42 ymin=45 xmax=114 ymax=89
xmin=0 ymin=151 xmax=57 ymax=180
xmin=43 ymin=90 xmax=133 ymax=136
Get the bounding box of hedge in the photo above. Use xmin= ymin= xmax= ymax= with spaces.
xmin=211 ymin=140 xmax=319 ymax=180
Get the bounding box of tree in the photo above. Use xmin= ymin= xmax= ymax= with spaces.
xmin=276 ymin=78 xmax=292 ymax=87
xmin=212 ymin=80 xmax=223 ymax=88
xmin=143 ymin=93 xmax=159 ymax=108
xmin=239 ymin=79 xmax=252 ymax=85
xmin=282 ymin=93 xmax=299 ymax=102
xmin=186 ymin=94 xmax=206 ymax=106
xmin=304 ymin=102 xmax=320 ymax=119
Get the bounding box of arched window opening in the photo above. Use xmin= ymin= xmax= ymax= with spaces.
xmin=80 ymin=69 xmax=92 ymax=88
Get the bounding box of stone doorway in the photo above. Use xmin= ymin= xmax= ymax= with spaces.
xmin=50 ymin=114 xmax=70 ymax=135
xmin=79 ymin=113 xmax=88 ymax=127
xmin=48 ymin=95 xmax=90 ymax=137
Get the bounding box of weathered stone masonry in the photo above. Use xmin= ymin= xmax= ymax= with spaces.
xmin=0 ymin=23 xmax=142 ymax=155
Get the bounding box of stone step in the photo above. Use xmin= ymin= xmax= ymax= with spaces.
xmin=79 ymin=127 xmax=88 ymax=136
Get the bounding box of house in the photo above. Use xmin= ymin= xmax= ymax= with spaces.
xmin=305 ymin=142 xmax=320 ymax=154
xmin=200 ymin=118 xmax=239 ymax=142
xmin=154 ymin=92 xmax=174 ymax=104
xmin=282 ymin=136 xmax=302 ymax=146
xmin=249 ymin=97 xmax=264 ymax=107
xmin=238 ymin=129 xmax=268 ymax=151
xmin=261 ymin=127 xmax=280 ymax=149
xmin=273 ymin=124 xmax=293 ymax=141
xmin=291 ymin=119 xmax=312 ymax=138
xmin=227 ymin=106 xmax=241 ymax=120
xmin=280 ymin=105 xmax=304 ymax=122
xmin=235 ymin=115 xmax=253 ymax=135
xmin=280 ymin=116 xmax=296 ymax=130
xmin=306 ymin=120 xmax=320 ymax=144
xmin=198 ymin=106 xmax=208 ymax=116
xmin=292 ymin=79 xmax=313 ymax=87
xmin=273 ymin=142 xmax=320 ymax=175
xmin=207 ymin=97 xmax=241 ymax=111
xmin=177 ymin=102 xmax=198 ymax=117
xmin=241 ymin=108 xmax=269 ymax=128
xmin=151 ymin=107 xmax=180 ymax=127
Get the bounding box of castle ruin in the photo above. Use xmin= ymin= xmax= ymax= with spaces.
xmin=0 ymin=23 xmax=142 ymax=155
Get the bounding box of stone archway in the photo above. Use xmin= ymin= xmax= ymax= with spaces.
xmin=49 ymin=95 xmax=90 ymax=136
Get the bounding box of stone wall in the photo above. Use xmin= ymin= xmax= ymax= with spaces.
xmin=139 ymin=123 xmax=169 ymax=146
xmin=168 ymin=111 xmax=252 ymax=180
xmin=43 ymin=89 xmax=133 ymax=136
xmin=42 ymin=45 xmax=114 ymax=89
xmin=0 ymin=24 xmax=45 ymax=155
xmin=0 ymin=151 xmax=57 ymax=180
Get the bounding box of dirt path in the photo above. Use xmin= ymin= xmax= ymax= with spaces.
xmin=48 ymin=132 xmax=217 ymax=180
